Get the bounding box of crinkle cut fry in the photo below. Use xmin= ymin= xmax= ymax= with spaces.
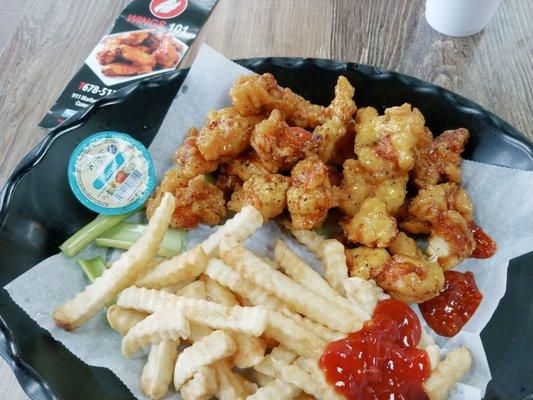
xmin=288 ymin=226 xmax=324 ymax=258
xmin=321 ymin=239 xmax=349 ymax=295
xmin=247 ymin=379 xmax=301 ymax=400
xmin=106 ymin=305 xmax=148 ymax=336
xmin=53 ymin=193 xmax=175 ymax=331
xmin=199 ymin=204 xmax=263 ymax=257
xmin=424 ymin=346 xmax=472 ymax=400
xmin=180 ymin=366 xmax=218 ymax=400
xmin=213 ymin=360 xmax=258 ymax=400
xmin=122 ymin=309 xmax=190 ymax=357
xmin=117 ymin=286 xmax=268 ymax=337
xmin=205 ymin=259 xmax=340 ymax=347
xmin=220 ymin=236 xmax=363 ymax=333
xmin=173 ymin=330 xmax=236 ymax=389
xmin=135 ymin=246 xmax=208 ymax=289
xmin=274 ymin=241 xmax=361 ymax=316
xmin=141 ymin=340 xmax=179 ymax=399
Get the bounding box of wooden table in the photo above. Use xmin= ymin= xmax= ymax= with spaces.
xmin=0 ymin=0 xmax=532 ymax=399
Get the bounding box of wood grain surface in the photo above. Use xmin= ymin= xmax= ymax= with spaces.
xmin=0 ymin=0 xmax=532 ymax=399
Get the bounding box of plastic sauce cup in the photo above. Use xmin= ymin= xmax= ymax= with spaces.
xmin=68 ymin=132 xmax=156 ymax=214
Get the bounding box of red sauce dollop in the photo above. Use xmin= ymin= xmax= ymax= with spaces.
xmin=319 ymin=299 xmax=431 ymax=400
xmin=419 ymin=270 xmax=482 ymax=337
xmin=468 ymin=222 xmax=497 ymax=259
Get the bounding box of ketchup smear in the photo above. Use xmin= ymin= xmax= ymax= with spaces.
xmin=419 ymin=270 xmax=482 ymax=337
xmin=319 ymin=299 xmax=431 ymax=400
xmin=468 ymin=222 xmax=497 ymax=259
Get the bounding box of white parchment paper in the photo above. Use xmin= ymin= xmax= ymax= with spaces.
xmin=5 ymin=45 xmax=533 ymax=399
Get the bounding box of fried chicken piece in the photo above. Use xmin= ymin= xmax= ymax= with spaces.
xmin=345 ymin=247 xmax=391 ymax=280
xmin=340 ymin=197 xmax=398 ymax=247
xmin=102 ymin=63 xmax=153 ymax=77
xmin=324 ymin=76 xmax=357 ymax=124
xmin=314 ymin=117 xmax=347 ymax=163
xmin=226 ymin=149 xmax=275 ymax=179
xmin=228 ymin=174 xmax=289 ymax=222
xmin=389 ymin=231 xmax=423 ymax=258
xmin=371 ymin=254 xmax=445 ymax=303
xmin=287 ymin=156 xmax=339 ymax=229
xmin=230 ymin=73 xmax=325 ymax=128
xmin=251 ymin=110 xmax=320 ymax=171
xmin=216 ymin=166 xmax=243 ymax=201
xmin=427 ymin=210 xmax=475 ymax=270
xmin=132 ymin=45 xmax=154 ymax=54
xmin=146 ymin=167 xmax=189 ymax=221
xmin=329 ymin=120 xmax=356 ymax=166
xmin=171 ymin=175 xmax=226 ymax=228
xmin=153 ymin=33 xmax=181 ymax=68
xmin=118 ymin=44 xmax=156 ymax=68
xmin=407 ymin=183 xmax=473 ymax=224
xmin=354 ymin=104 xmax=432 ymax=178
xmin=144 ymin=34 xmax=161 ymax=52
xmin=96 ymin=46 xmax=119 ymax=65
xmin=339 ymin=159 xmax=408 ymax=217
xmin=402 ymin=183 xmax=475 ymax=269
xmin=197 ymin=107 xmax=261 ymax=161
xmin=107 ymin=31 xmax=150 ymax=47
xmin=173 ymin=128 xmax=218 ymax=178
xmin=413 ymin=128 xmax=469 ymax=188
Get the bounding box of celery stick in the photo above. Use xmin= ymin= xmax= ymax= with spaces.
xmin=95 ymin=222 xmax=185 ymax=258
xmin=76 ymin=256 xmax=107 ymax=282
xmin=60 ymin=211 xmax=137 ymax=257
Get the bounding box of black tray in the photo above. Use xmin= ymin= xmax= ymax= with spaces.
xmin=1 ymin=58 xmax=532 ymax=400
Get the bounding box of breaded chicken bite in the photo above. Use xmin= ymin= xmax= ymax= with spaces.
xmin=371 ymin=254 xmax=445 ymax=303
xmin=226 ymin=149 xmax=275 ymax=179
xmin=171 ymin=175 xmax=226 ymax=228
xmin=324 ymin=76 xmax=357 ymax=124
xmin=413 ymin=128 xmax=469 ymax=189
xmin=173 ymin=127 xmax=218 ymax=178
xmin=345 ymin=247 xmax=391 ymax=280
xmin=354 ymin=104 xmax=432 ymax=178
xmin=230 ymin=73 xmax=325 ymax=128
xmin=341 ymin=197 xmax=398 ymax=247
xmin=146 ymin=167 xmax=189 ymax=221
xmin=287 ymin=156 xmax=339 ymax=230
xmin=339 ymin=159 xmax=408 ymax=217
xmin=251 ymin=110 xmax=320 ymax=171
xmin=389 ymin=231 xmax=423 ymax=258
xmin=197 ymin=107 xmax=261 ymax=161
xmin=228 ymin=174 xmax=289 ymax=222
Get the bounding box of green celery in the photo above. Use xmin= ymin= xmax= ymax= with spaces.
xmin=60 ymin=211 xmax=137 ymax=257
xmin=76 ymin=256 xmax=107 ymax=282
xmin=95 ymin=222 xmax=185 ymax=258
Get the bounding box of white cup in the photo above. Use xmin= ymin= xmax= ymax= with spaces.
xmin=425 ymin=0 xmax=504 ymax=37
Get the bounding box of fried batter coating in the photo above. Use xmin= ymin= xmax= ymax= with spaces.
xmin=226 ymin=150 xmax=274 ymax=179
xmin=413 ymin=128 xmax=469 ymax=189
xmin=146 ymin=167 xmax=189 ymax=221
xmin=96 ymin=46 xmax=119 ymax=65
xmin=230 ymin=73 xmax=325 ymax=128
xmin=153 ymin=33 xmax=181 ymax=68
xmin=102 ymin=63 xmax=153 ymax=77
xmin=427 ymin=210 xmax=475 ymax=270
xmin=171 ymin=175 xmax=226 ymax=229
xmin=197 ymin=107 xmax=261 ymax=161
xmin=354 ymin=104 xmax=432 ymax=178
xmin=389 ymin=231 xmax=423 ymax=258
xmin=407 ymin=183 xmax=473 ymax=224
xmin=173 ymin=128 xmax=218 ymax=178
xmin=251 ymin=110 xmax=320 ymax=171
xmin=314 ymin=118 xmax=347 ymax=163
xmin=215 ymin=166 xmax=243 ymax=200
xmin=345 ymin=247 xmax=390 ymax=280
xmin=324 ymin=76 xmax=357 ymax=124
xmin=371 ymin=254 xmax=445 ymax=303
xmin=118 ymin=45 xmax=156 ymax=68
xmin=228 ymin=174 xmax=289 ymax=222
xmin=287 ymin=156 xmax=339 ymax=229
xmin=109 ymin=31 xmax=150 ymax=46
xmin=402 ymin=183 xmax=475 ymax=269
xmin=341 ymin=197 xmax=398 ymax=247
xmin=339 ymin=159 xmax=408 ymax=217
xmin=329 ymin=120 xmax=356 ymax=166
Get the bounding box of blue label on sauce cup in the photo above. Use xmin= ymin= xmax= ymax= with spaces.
xmin=68 ymin=132 xmax=156 ymax=215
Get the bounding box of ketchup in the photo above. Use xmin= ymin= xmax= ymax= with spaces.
xmin=419 ymin=270 xmax=482 ymax=337
xmin=319 ymin=299 xmax=431 ymax=400
xmin=468 ymin=222 xmax=497 ymax=259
